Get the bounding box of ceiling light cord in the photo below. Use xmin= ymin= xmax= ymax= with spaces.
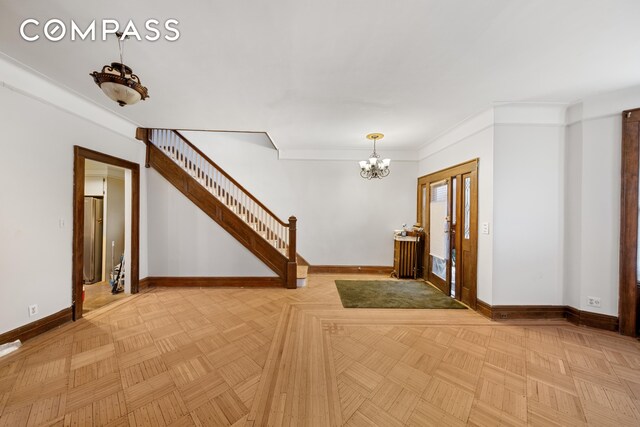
xmin=116 ymin=32 xmax=127 ymax=76
xmin=118 ymin=37 xmax=124 ymax=66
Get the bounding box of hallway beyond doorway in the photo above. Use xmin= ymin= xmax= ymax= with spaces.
xmin=82 ymin=281 xmax=127 ymax=314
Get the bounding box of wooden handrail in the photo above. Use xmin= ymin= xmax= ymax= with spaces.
xmin=167 ymin=129 xmax=289 ymax=227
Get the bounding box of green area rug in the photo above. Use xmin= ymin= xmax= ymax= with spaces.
xmin=335 ymin=280 xmax=467 ymax=309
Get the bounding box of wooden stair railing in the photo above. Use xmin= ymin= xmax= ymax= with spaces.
xmin=136 ymin=128 xmax=304 ymax=288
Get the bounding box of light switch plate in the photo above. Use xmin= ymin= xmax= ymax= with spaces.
xmin=481 ymin=222 xmax=490 ymax=234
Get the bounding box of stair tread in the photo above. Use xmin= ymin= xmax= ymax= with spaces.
xmin=296 ymin=265 xmax=308 ymax=279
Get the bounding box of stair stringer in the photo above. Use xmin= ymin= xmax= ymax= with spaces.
xmin=148 ymin=143 xmax=289 ymax=283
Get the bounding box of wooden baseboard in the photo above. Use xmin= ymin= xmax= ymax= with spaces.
xmin=139 ymin=277 xmax=151 ymax=292
xmin=307 ymin=265 xmax=394 ymax=275
xmin=575 ymin=310 xmax=619 ymax=332
xmin=144 ymin=276 xmax=283 ymax=288
xmin=565 ymin=306 xmax=581 ymax=325
xmin=476 ymin=300 xmax=619 ymax=332
xmin=476 ymin=299 xmax=492 ymax=319
xmin=490 ymin=305 xmax=566 ymax=320
xmin=0 ymin=307 xmax=73 ymax=345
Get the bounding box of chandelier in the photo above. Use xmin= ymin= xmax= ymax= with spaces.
xmin=90 ymin=32 xmax=149 ymax=107
xmin=359 ymin=133 xmax=391 ymax=179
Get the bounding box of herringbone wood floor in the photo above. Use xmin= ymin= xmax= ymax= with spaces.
xmin=1 ymin=274 xmax=639 ymax=426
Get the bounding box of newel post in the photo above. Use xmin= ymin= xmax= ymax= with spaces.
xmin=286 ymin=216 xmax=297 ymax=289
xmin=135 ymin=127 xmax=151 ymax=168
xmin=288 ymin=216 xmax=297 ymax=262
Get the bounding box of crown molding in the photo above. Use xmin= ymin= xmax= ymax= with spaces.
xmin=418 ymin=108 xmax=494 ymax=160
xmin=0 ymin=53 xmax=139 ymax=141
xmin=493 ymin=102 xmax=569 ymax=126
xmin=278 ymin=148 xmax=419 ymax=162
xmin=418 ymin=103 xmax=571 ymax=161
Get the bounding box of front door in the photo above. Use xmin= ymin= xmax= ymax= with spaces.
xmin=417 ymin=160 xmax=478 ymax=309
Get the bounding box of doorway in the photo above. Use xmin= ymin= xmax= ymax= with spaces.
xmin=73 ymin=147 xmax=140 ymax=320
xmin=82 ymin=160 xmax=127 ymax=314
xmin=417 ymin=159 xmax=478 ymax=309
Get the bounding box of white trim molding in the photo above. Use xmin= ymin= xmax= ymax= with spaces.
xmin=418 ymin=102 xmax=570 ymax=161
xmin=278 ymin=148 xmax=419 ymax=162
xmin=0 ymin=53 xmax=139 ymax=141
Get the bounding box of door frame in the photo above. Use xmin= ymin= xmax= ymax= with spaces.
xmin=72 ymin=146 xmax=140 ymax=320
xmin=619 ymin=108 xmax=640 ymax=336
xmin=417 ymin=159 xmax=479 ymax=309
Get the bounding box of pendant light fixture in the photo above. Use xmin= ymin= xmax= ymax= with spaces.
xmin=90 ymin=32 xmax=149 ymax=107
xmin=359 ymin=133 xmax=391 ymax=179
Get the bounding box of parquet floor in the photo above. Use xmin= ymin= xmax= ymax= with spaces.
xmin=1 ymin=274 xmax=639 ymax=426
xmin=83 ymin=282 xmax=127 ymax=314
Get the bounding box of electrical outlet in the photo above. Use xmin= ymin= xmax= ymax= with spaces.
xmin=586 ymin=296 xmax=601 ymax=308
xmin=28 ymin=304 xmax=38 ymax=317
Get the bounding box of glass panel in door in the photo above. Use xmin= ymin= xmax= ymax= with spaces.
xmin=422 ymin=185 xmax=427 ymax=230
xmin=428 ymin=180 xmax=449 ymax=293
xmin=450 ymin=178 xmax=457 ymax=297
xmin=459 ymin=172 xmax=477 ymax=308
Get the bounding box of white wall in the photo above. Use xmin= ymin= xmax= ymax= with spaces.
xmin=563 ymin=118 xmax=582 ymax=309
xmin=417 ymin=113 xmax=494 ymax=304
xmin=563 ymin=85 xmax=638 ymax=316
xmin=85 ymin=177 xmax=104 ymax=197
xmin=0 ymin=83 xmax=147 ymax=335
xmin=578 ymin=116 xmax=620 ymax=315
xmin=165 ymin=132 xmax=418 ymax=268
xmin=147 ymin=168 xmax=275 ymax=276
xmin=492 ymin=124 xmax=565 ymax=305
xmin=417 ymin=95 xmax=632 ymax=316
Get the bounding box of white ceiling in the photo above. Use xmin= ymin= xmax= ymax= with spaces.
xmin=1 ymin=0 xmax=639 ymax=151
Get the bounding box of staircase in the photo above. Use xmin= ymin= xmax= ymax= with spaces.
xmin=136 ymin=128 xmax=308 ymax=288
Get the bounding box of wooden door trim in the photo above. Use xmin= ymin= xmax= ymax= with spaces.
xmin=619 ymin=108 xmax=640 ymax=336
xmin=419 ymin=159 xmax=479 ymax=184
xmin=453 ymin=175 xmax=463 ymax=299
xmin=72 ymin=146 xmax=140 ymax=321
xmin=417 ymin=159 xmax=479 ymax=308
xmin=465 ymin=169 xmax=479 ymax=309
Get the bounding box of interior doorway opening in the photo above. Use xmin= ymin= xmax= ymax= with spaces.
xmin=417 ymin=159 xmax=478 ymax=309
xmin=82 ymin=160 xmax=128 ymax=314
xmin=73 ymin=147 xmax=140 ymax=320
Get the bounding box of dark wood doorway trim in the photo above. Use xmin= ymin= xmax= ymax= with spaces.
xmin=619 ymin=108 xmax=640 ymax=337
xmin=72 ymin=146 xmax=140 ymax=320
xmin=417 ymin=159 xmax=479 ymax=309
